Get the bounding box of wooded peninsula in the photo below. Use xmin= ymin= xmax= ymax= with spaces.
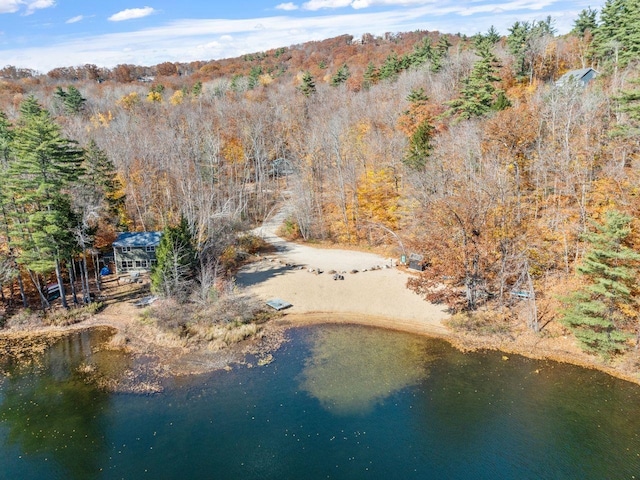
xmin=2 ymin=0 xmax=640 ymax=381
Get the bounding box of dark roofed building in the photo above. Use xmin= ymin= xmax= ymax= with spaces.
xmin=113 ymin=231 xmax=162 ymax=274
xmin=555 ymin=67 xmax=598 ymax=87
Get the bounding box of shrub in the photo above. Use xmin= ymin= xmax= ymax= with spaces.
xmin=278 ymin=217 xmax=301 ymax=240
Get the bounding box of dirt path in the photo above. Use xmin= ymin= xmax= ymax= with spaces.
xmin=238 ymin=206 xmax=449 ymax=335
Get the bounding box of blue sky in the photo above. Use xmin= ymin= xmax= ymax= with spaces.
xmin=0 ymin=0 xmax=603 ymax=72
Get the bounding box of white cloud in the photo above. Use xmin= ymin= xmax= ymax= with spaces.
xmin=0 ymin=0 xmax=21 ymax=13
xmin=303 ymin=0 xmax=352 ymax=10
xmin=66 ymin=14 xmax=83 ymax=24
xmin=108 ymin=6 xmax=156 ymax=22
xmin=0 ymin=0 xmax=54 ymax=14
xmin=303 ymin=0 xmax=434 ymax=9
xmin=276 ymin=2 xmax=299 ymax=10
xmin=25 ymin=0 xmax=54 ymax=14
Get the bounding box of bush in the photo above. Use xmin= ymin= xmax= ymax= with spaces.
xmin=237 ymin=234 xmax=268 ymax=254
xmin=278 ymin=217 xmax=301 ymax=240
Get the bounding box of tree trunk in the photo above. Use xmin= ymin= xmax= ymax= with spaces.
xmin=28 ymin=270 xmax=49 ymax=312
xmin=55 ymin=258 xmax=69 ymax=310
xmin=82 ymin=253 xmax=91 ymax=303
xmin=93 ymin=253 xmax=101 ymax=293
xmin=68 ymin=257 xmax=79 ymax=305
xmin=17 ymin=273 xmax=27 ymax=308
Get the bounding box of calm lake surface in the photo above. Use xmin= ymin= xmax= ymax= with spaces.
xmin=1 ymin=324 xmax=640 ymax=479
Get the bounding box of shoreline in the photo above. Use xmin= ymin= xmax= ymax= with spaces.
xmin=268 ymin=312 xmax=640 ymax=386
xmin=2 ymin=304 xmax=640 ymax=388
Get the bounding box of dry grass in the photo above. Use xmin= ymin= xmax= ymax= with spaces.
xmin=45 ymin=302 xmax=104 ymax=326
xmin=445 ymin=309 xmax=514 ymax=338
xmin=128 ymin=285 xmax=273 ymax=352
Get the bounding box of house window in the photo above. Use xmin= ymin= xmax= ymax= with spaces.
xmin=146 ymin=246 xmax=156 ymax=252
xmin=121 ymin=246 xmax=131 ymax=253
xmin=121 ymin=260 xmax=133 ymax=270
xmin=151 ymin=259 xmax=158 ymax=266
xmin=135 ymin=260 xmax=148 ymax=268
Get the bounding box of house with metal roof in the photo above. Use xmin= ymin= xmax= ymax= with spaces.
xmin=555 ymin=67 xmax=598 ymax=87
xmin=112 ymin=231 xmax=162 ymax=274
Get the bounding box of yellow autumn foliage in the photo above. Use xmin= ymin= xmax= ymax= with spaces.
xmin=170 ymin=90 xmax=184 ymax=105
xmin=116 ymin=92 xmax=140 ymax=110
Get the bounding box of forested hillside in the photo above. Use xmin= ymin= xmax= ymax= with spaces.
xmin=1 ymin=0 xmax=640 ymax=361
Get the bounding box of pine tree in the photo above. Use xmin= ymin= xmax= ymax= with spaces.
xmin=54 ymin=86 xmax=86 ymax=114
xmin=409 ymin=37 xmax=434 ymax=67
xmin=507 ymin=18 xmax=555 ymax=81
xmin=248 ymin=65 xmax=262 ymax=90
xmin=561 ymin=211 xmax=640 ymax=357
xmin=572 ymin=7 xmax=598 ymax=37
xmin=82 ymin=140 xmax=126 ymax=221
xmin=444 ymin=42 xmax=508 ymax=121
xmin=7 ymin=96 xmax=84 ymax=308
xmin=330 ymin=64 xmax=350 ymax=86
xmin=64 ymin=86 xmax=86 ymax=114
xmin=299 ymin=71 xmax=316 ymax=97
xmin=192 ymin=81 xmax=203 ymax=97
xmin=593 ymin=0 xmax=640 ymax=67
xmin=362 ymin=62 xmax=378 ymax=90
xmin=613 ymin=77 xmax=640 ymax=138
xmin=379 ymin=53 xmax=401 ymax=81
xmin=401 ymin=88 xmax=434 ymax=170
xmin=151 ymin=216 xmax=197 ymax=301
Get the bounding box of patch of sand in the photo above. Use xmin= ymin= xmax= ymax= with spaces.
xmin=239 ymin=210 xmax=449 ymax=336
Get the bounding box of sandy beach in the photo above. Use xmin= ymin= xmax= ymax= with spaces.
xmin=237 ymin=207 xmax=449 ymax=336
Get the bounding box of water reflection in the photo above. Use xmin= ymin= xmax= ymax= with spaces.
xmin=298 ymin=325 xmax=437 ymax=415
xmin=0 ymin=330 xmax=130 ymax=480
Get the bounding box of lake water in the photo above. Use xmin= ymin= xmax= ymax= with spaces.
xmin=1 ymin=324 xmax=640 ymax=479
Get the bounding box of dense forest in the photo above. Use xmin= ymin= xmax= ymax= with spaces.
xmin=1 ymin=0 xmax=640 ymax=360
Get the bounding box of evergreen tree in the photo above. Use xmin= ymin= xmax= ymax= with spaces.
xmin=432 ymin=37 xmax=452 ymax=73
xmin=444 ymin=42 xmax=507 ymax=121
xmin=64 ymin=86 xmax=86 ymax=114
xmin=7 ymin=96 xmax=84 ymax=308
xmin=55 ymin=86 xmax=86 ymax=115
xmin=79 ymin=140 xmax=126 ymax=227
xmin=299 ymin=71 xmax=316 ymax=97
xmin=613 ymin=77 xmax=640 ymax=138
xmin=561 ymin=211 xmax=640 ymax=357
xmin=485 ymin=26 xmax=501 ymax=44
xmin=572 ymin=7 xmax=598 ymax=37
xmin=362 ymin=62 xmax=378 ymax=90
xmin=594 ymin=0 xmax=640 ymax=67
xmin=507 ymin=18 xmax=555 ymax=81
xmin=409 ymin=37 xmax=434 ymax=67
xmin=402 ymin=89 xmax=434 ymax=170
xmin=404 ymin=121 xmax=434 ymax=170
xmin=379 ymin=53 xmax=402 ymax=81
xmin=248 ymin=65 xmax=262 ymax=90
xmin=330 ymin=64 xmax=350 ymax=86
xmin=151 ymin=216 xmax=197 ymax=301
xmin=192 ymin=81 xmax=203 ymax=97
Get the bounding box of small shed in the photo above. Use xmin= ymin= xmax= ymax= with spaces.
xmin=113 ymin=231 xmax=162 ymax=275
xmin=408 ymin=253 xmax=426 ymax=271
xmin=555 ymin=68 xmax=598 ymax=87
